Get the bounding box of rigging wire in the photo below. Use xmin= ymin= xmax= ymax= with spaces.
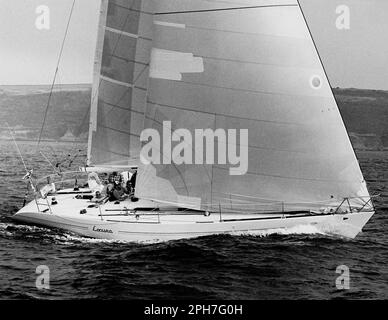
xmin=36 ymin=0 xmax=77 ymax=150
xmin=39 ymin=151 xmax=61 ymax=175
xmin=43 ymin=60 xmax=66 ymax=162
xmin=5 ymin=122 xmax=28 ymax=173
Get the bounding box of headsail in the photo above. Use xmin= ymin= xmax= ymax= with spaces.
xmin=87 ymin=0 xmax=153 ymax=167
xmin=136 ymin=0 xmax=371 ymax=213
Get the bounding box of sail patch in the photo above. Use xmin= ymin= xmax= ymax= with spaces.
xmin=100 ymin=75 xmax=134 ymax=88
xmin=150 ymin=48 xmax=204 ymax=81
xmin=154 ymin=20 xmax=186 ymax=29
xmin=105 ymin=26 xmax=139 ymax=39
xmin=310 ymin=75 xmax=323 ymax=90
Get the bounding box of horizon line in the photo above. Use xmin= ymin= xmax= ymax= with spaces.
xmin=1 ymin=83 xmax=387 ymax=92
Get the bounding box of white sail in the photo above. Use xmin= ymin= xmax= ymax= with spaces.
xmin=135 ymin=0 xmax=371 ymax=213
xmin=87 ymin=0 xmax=153 ymax=167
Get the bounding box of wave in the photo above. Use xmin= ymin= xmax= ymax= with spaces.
xmin=0 ymin=219 xmax=338 ymax=246
xmin=235 ymin=224 xmax=327 ymax=238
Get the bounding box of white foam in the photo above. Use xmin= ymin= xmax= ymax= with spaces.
xmin=52 ymin=233 xmax=132 ymax=245
xmin=315 ymin=220 xmax=360 ymax=239
xmin=0 ymin=222 xmax=50 ymax=233
xmin=231 ymin=224 xmax=327 ymax=238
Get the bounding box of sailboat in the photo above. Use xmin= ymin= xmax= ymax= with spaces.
xmin=13 ymin=0 xmax=375 ymax=242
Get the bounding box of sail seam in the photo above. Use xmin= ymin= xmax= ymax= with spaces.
xmin=96 ymin=124 xmax=141 ymax=138
xmin=110 ymin=3 xmax=152 ymax=15
xmin=108 ymin=54 xmax=149 ymax=66
xmin=177 ymin=79 xmax=330 ymax=99
xmin=101 ymin=100 xmax=144 ymax=115
xmin=155 ymin=4 xmax=298 ymax=15
xmin=147 ymin=101 xmax=304 ymax=126
xmin=213 ymin=165 xmax=361 ymax=183
xmin=200 ymin=55 xmax=319 ymax=70
xmin=182 ymin=24 xmax=306 ymax=39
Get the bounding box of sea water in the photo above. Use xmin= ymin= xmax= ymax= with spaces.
xmin=0 ymin=141 xmax=387 ymax=299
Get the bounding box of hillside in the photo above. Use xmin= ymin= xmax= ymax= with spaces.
xmin=0 ymin=86 xmax=387 ymax=150
xmin=333 ymin=88 xmax=388 ymax=150
xmin=0 ymin=85 xmax=91 ymax=141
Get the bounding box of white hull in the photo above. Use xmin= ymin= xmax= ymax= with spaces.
xmin=12 ymin=190 xmax=374 ymax=243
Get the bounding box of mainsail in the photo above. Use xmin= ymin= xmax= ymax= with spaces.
xmin=87 ymin=0 xmax=153 ymax=167
xmin=135 ymin=0 xmax=371 ymax=213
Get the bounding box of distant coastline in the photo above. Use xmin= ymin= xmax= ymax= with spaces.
xmin=0 ymin=85 xmax=387 ymax=151
xmin=0 ymin=138 xmax=87 ymax=143
xmin=0 ymin=84 xmax=91 ymax=142
xmin=0 ymin=83 xmax=91 ymax=96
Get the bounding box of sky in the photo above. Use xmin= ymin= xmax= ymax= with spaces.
xmin=0 ymin=0 xmax=387 ymax=90
xmin=0 ymin=0 xmax=100 ymax=85
xmin=301 ymin=0 xmax=388 ymax=90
